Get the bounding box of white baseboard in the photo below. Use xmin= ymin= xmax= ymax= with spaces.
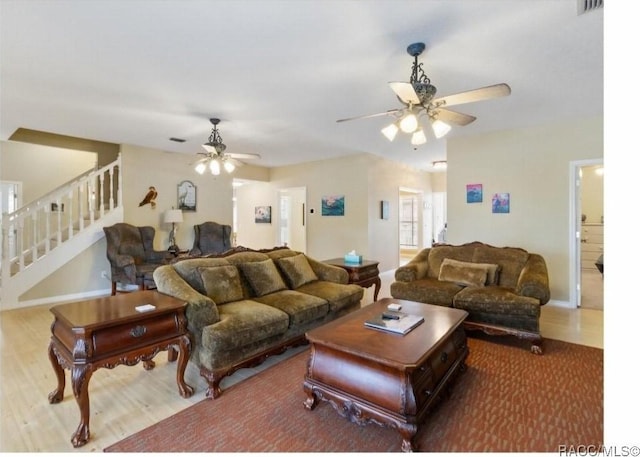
xmin=2 ymin=288 xmax=113 ymax=311
xmin=546 ymin=299 xmax=574 ymax=309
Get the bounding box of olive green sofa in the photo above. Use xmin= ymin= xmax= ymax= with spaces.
xmin=390 ymin=242 xmax=550 ymax=354
xmin=153 ymin=246 xmax=364 ymax=398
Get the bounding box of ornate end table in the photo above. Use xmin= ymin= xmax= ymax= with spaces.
xmin=323 ymin=258 xmax=381 ymax=301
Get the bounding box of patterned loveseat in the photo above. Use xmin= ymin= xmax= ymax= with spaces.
xmin=153 ymin=246 xmax=363 ymax=398
xmin=390 ymin=242 xmax=550 ymax=354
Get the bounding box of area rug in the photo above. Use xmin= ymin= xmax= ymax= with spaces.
xmin=105 ymin=335 xmax=603 ymax=452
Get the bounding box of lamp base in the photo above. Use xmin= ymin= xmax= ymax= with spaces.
xmin=168 ymin=244 xmax=180 ymax=255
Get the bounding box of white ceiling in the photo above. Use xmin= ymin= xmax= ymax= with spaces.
xmin=0 ymin=1 xmax=603 ymax=171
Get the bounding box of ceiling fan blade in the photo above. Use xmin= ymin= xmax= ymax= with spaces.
xmin=336 ymin=109 xmax=402 ymax=123
xmin=432 ymin=83 xmax=511 ymax=107
xmin=389 ymin=82 xmax=420 ymax=104
xmin=435 ymin=108 xmax=477 ymax=126
xmin=226 ymin=152 xmax=261 ymax=160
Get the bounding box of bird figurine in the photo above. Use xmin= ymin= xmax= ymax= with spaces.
xmin=139 ymin=186 xmax=158 ymax=208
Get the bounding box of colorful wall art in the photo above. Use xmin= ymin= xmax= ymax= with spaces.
xmin=466 ymin=184 xmax=483 ymax=203
xmin=492 ymin=193 xmax=510 ymax=213
xmin=321 ymin=195 xmax=345 ymax=216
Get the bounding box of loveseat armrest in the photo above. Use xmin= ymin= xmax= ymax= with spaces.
xmin=307 ymin=257 xmax=349 ymax=284
xmin=394 ymin=248 xmax=431 ymax=282
xmin=153 ymin=265 xmax=221 ymax=334
xmin=516 ymin=253 xmax=550 ymax=305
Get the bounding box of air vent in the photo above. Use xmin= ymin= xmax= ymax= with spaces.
xmin=169 ymin=137 xmax=186 ymax=143
xmin=577 ymin=0 xmax=602 ymax=15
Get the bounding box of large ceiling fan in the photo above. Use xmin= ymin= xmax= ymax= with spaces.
xmin=194 ymin=118 xmax=261 ymax=175
xmin=337 ymin=42 xmax=511 ymax=145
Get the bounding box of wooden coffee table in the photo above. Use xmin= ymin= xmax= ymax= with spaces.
xmin=47 ymin=291 xmax=193 ymax=447
xmin=303 ymin=298 xmax=468 ymax=452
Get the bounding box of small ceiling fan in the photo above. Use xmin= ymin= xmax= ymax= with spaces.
xmin=337 ymin=42 xmax=511 ymax=145
xmin=194 ymin=118 xmax=261 ymax=175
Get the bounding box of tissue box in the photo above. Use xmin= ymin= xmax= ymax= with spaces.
xmin=344 ymin=254 xmax=363 ymax=264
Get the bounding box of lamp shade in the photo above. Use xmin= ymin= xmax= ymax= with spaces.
xmin=164 ymin=209 xmax=183 ymax=224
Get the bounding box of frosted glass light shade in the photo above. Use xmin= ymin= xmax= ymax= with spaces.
xmin=209 ymin=159 xmax=221 ymax=175
xmin=195 ymin=162 xmax=206 ymax=174
xmin=399 ymin=113 xmax=418 ymax=133
xmin=411 ymin=129 xmax=427 ymax=145
xmin=432 ymin=119 xmax=452 ymax=138
xmin=224 ymin=161 xmax=235 ymax=173
xmin=381 ymin=123 xmax=399 ymax=141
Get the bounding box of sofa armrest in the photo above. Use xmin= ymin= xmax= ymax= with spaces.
xmin=516 ymin=253 xmax=550 ymax=305
xmin=306 ymin=257 xmax=349 ymax=284
xmin=394 ymin=248 xmax=431 ymax=282
xmin=153 ymin=265 xmax=220 ymax=334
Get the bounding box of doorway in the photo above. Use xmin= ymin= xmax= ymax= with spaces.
xmin=398 ymin=188 xmax=425 ymax=265
xmin=277 ymin=187 xmax=306 ymax=253
xmin=570 ymin=160 xmax=604 ymax=309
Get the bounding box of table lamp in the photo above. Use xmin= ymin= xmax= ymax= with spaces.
xmin=164 ymin=209 xmax=183 ymax=253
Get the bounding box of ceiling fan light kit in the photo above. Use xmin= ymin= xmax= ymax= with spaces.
xmin=337 ymin=42 xmax=511 ymax=148
xmin=194 ymin=118 xmax=260 ymax=176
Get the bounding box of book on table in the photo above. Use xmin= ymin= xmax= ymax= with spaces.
xmin=364 ymin=311 xmax=425 ymax=335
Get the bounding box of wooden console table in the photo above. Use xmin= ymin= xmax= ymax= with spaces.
xmin=323 ymin=258 xmax=381 ymax=301
xmin=47 ymin=291 xmax=193 ymax=447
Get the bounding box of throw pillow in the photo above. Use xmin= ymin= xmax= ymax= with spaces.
xmin=438 ymin=258 xmax=488 ymax=287
xmin=239 ymin=259 xmax=288 ymax=297
xmin=276 ymin=254 xmax=318 ymax=289
xmin=198 ymin=265 xmax=244 ymax=304
xmin=471 ymin=262 xmax=501 ymax=285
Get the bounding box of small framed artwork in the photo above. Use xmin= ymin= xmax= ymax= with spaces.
xmin=380 ymin=200 xmax=390 ymax=220
xmin=321 ymin=195 xmax=345 ymax=216
xmin=492 ymin=193 xmax=510 ymax=213
xmin=466 ymin=184 xmax=483 ymax=203
xmin=50 ymin=202 xmax=65 ymax=212
xmin=255 ymin=206 xmax=272 ymax=223
xmin=178 ymin=180 xmax=197 ymax=211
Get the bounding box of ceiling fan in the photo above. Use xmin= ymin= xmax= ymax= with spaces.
xmin=194 ymin=118 xmax=261 ymax=175
xmin=337 ymin=42 xmax=511 ymax=145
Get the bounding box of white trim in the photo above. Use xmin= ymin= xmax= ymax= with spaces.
xmin=546 ymin=299 xmax=572 ymax=309
xmin=1 ymin=288 xmax=113 ymax=310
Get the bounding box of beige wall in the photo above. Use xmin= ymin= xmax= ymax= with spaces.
xmin=447 ymin=116 xmax=603 ymax=302
xmin=235 ymin=180 xmax=278 ymax=249
xmin=1 ymin=141 xmax=97 ymax=204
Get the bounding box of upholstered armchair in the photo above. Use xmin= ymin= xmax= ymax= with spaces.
xmin=103 ymin=223 xmax=173 ymax=295
xmin=190 ymin=221 xmax=232 ymax=256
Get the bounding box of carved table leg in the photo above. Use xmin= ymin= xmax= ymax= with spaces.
xmin=398 ymin=423 xmax=418 ymax=452
xmin=70 ymin=364 xmax=94 ymax=448
xmin=175 ymin=335 xmax=194 ymax=398
xmin=372 ymin=277 xmax=382 ymax=301
xmin=302 ymin=381 xmax=319 ymax=410
xmin=143 ymin=360 xmax=156 ymax=370
xmin=47 ymin=342 xmax=66 ymax=404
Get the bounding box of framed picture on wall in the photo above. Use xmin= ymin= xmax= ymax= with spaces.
xmin=255 ymin=206 xmax=272 ymax=223
xmin=321 ymin=195 xmax=345 ymax=216
xmin=466 ymin=184 xmax=483 ymax=203
xmin=492 ymin=193 xmax=510 ymax=213
xmin=178 ymin=180 xmax=196 ymax=211
xmin=380 ymin=200 xmax=390 ymax=220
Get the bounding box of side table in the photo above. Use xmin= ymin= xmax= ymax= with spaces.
xmin=323 ymin=258 xmax=381 ymax=301
xmin=47 ymin=290 xmax=193 ymax=448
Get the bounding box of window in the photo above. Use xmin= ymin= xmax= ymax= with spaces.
xmin=399 ymin=195 xmax=418 ymax=248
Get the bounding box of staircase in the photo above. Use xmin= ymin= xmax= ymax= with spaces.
xmin=1 ymin=156 xmax=123 ymax=308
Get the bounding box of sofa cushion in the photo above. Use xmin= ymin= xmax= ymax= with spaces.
xmin=295 ymin=281 xmax=363 ymax=312
xmin=426 ymin=244 xmax=478 ymax=278
xmin=253 ymin=290 xmax=328 ymax=327
xmin=471 ymin=245 xmax=529 ymax=289
xmin=198 ymin=265 xmax=244 ymax=304
xmin=275 ymin=254 xmax=318 ymax=289
xmin=438 ymin=258 xmax=488 ymax=287
xmin=453 ymin=286 xmax=540 ymax=317
xmin=201 ymin=299 xmax=289 ymax=352
xmin=239 ymin=259 xmax=288 ymax=297
xmin=390 ymin=277 xmax=463 ymax=307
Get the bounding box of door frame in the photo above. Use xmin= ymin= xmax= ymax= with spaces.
xmin=569 ymin=158 xmax=603 ymax=308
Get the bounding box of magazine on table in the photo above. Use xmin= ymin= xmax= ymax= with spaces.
xmin=364 ymin=311 xmax=424 ymax=335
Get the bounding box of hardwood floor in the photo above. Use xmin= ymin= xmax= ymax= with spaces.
xmin=0 ymin=268 xmax=603 ymax=452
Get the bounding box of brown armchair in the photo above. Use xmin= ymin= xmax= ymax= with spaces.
xmin=189 ymin=221 xmax=232 ymax=256
xmin=103 ymin=223 xmax=173 ymax=295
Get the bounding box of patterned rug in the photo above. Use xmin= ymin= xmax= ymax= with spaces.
xmin=105 ymin=335 xmax=603 ymax=452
